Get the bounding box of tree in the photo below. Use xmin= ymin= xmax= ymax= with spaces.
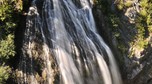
xmin=0 ymin=0 xmax=22 ymax=83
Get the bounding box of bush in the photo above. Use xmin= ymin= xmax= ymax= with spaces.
xmin=0 ymin=0 xmax=22 ymax=83
xmin=0 ymin=34 xmax=15 ymax=61
xmin=0 ymin=0 xmax=22 ymax=34
xmin=0 ymin=65 xmax=11 ymax=84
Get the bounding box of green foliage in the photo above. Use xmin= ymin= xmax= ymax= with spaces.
xmin=109 ymin=15 xmax=122 ymax=38
xmin=0 ymin=34 xmax=15 ymax=61
xmin=147 ymin=15 xmax=151 ymax=25
xmin=140 ymin=0 xmax=148 ymax=8
xmin=0 ymin=65 xmax=11 ymax=84
xmin=124 ymin=1 xmax=132 ymax=7
xmin=117 ymin=4 xmax=124 ymax=10
xmin=117 ymin=0 xmax=124 ymax=10
xmin=0 ymin=0 xmax=22 ymax=34
xmin=140 ymin=9 xmax=147 ymax=17
xmin=0 ymin=0 xmax=12 ymax=21
xmin=137 ymin=39 xmax=148 ymax=49
xmin=110 ymin=15 xmax=120 ymax=28
xmin=98 ymin=0 xmax=152 ymax=56
xmin=0 ymin=64 xmax=11 ymax=84
xmin=133 ymin=0 xmax=152 ymax=49
xmin=0 ymin=0 xmax=23 ymax=83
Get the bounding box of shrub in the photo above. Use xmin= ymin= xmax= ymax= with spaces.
xmin=0 ymin=65 xmax=11 ymax=84
xmin=0 ymin=0 xmax=22 ymax=83
xmin=0 ymin=34 xmax=15 ymax=61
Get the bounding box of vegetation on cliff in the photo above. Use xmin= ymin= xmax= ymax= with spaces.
xmin=0 ymin=0 xmax=22 ymax=83
xmin=93 ymin=0 xmax=152 ymax=84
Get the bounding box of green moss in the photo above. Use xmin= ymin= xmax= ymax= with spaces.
xmin=110 ymin=15 xmax=120 ymax=28
xmin=117 ymin=4 xmax=124 ymax=10
xmin=117 ymin=0 xmax=124 ymax=10
xmin=124 ymin=1 xmax=132 ymax=7
xmin=137 ymin=40 xmax=148 ymax=49
xmin=140 ymin=0 xmax=148 ymax=7
xmin=140 ymin=9 xmax=147 ymax=17
xmin=128 ymin=0 xmax=152 ymax=51
xmin=117 ymin=43 xmax=127 ymax=53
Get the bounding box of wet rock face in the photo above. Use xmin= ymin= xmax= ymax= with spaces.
xmin=93 ymin=0 xmax=152 ymax=84
xmin=147 ymin=79 xmax=152 ymax=84
xmin=17 ymin=39 xmax=58 ymax=84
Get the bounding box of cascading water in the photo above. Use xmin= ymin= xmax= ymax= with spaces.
xmin=18 ymin=0 xmax=122 ymax=84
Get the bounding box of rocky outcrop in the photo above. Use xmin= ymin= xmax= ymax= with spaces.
xmin=93 ymin=0 xmax=152 ymax=84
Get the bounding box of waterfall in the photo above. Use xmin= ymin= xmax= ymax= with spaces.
xmin=18 ymin=0 xmax=122 ymax=84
